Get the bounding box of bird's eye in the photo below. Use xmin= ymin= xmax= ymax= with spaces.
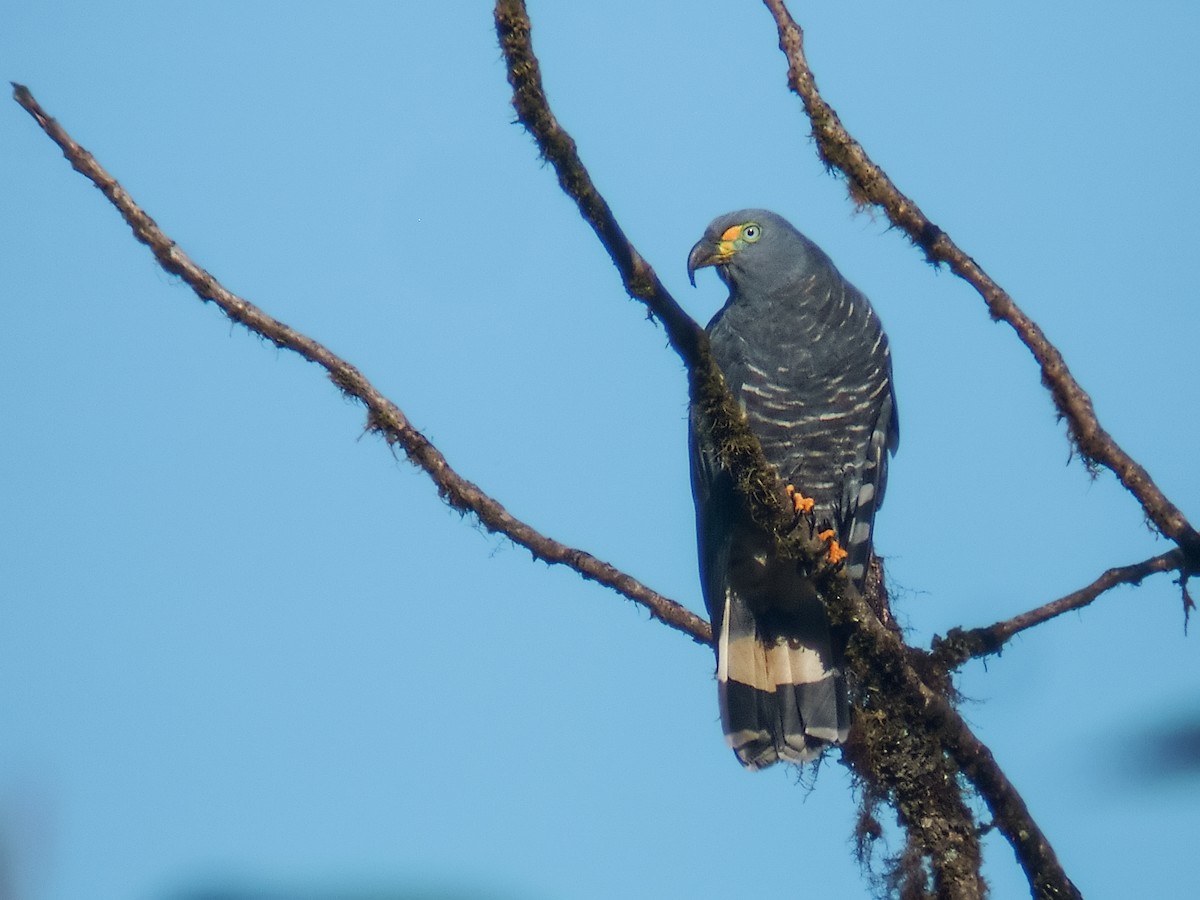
xmin=742 ymin=224 xmax=762 ymax=242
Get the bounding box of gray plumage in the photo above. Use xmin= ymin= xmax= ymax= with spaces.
xmin=687 ymin=209 xmax=898 ymax=769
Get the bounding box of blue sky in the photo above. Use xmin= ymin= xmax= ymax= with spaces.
xmin=3 ymin=3 xmax=1198 ymax=898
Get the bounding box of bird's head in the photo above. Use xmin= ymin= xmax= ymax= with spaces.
xmin=687 ymin=209 xmax=803 ymax=289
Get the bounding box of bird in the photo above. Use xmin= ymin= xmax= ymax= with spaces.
xmin=687 ymin=209 xmax=898 ymax=769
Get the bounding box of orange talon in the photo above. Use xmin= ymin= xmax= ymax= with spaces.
xmin=818 ymin=529 xmax=848 ymax=564
xmin=785 ymin=484 xmax=814 ymax=514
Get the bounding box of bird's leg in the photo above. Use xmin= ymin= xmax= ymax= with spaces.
xmin=818 ymin=529 xmax=849 ymax=565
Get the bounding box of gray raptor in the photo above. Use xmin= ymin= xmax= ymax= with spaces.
xmin=687 ymin=209 xmax=898 ymax=769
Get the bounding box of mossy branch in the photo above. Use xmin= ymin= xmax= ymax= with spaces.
xmin=761 ymin=0 xmax=1199 ymax=568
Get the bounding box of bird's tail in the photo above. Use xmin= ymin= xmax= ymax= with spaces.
xmin=717 ymin=591 xmax=849 ymax=769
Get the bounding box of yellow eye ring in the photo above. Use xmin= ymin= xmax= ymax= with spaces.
xmin=742 ymin=223 xmax=762 ymax=243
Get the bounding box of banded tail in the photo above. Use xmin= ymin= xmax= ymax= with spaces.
xmin=716 ymin=580 xmax=849 ymax=769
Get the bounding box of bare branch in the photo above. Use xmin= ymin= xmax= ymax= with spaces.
xmin=493 ymin=7 xmax=699 ymax=365
xmin=933 ymin=550 xmax=1190 ymax=669
xmin=10 ymin=81 xmax=712 ymax=647
xmin=940 ymin=709 xmax=1080 ymax=900
xmin=760 ymin=0 xmax=1200 ymax=565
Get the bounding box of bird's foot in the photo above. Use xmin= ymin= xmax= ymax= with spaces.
xmin=785 ymin=484 xmax=814 ymax=515
xmin=818 ymin=529 xmax=848 ymax=565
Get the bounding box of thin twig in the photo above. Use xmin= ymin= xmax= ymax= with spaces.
xmin=10 ymin=81 xmax=712 ymax=647
xmin=761 ymin=0 xmax=1200 ymax=566
xmin=933 ymin=549 xmax=1188 ymax=669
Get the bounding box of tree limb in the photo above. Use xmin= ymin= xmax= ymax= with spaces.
xmin=933 ymin=549 xmax=1190 ymax=669
xmin=10 ymin=81 xmax=712 ymax=647
xmin=844 ymin=597 xmax=1078 ymax=899
xmin=760 ymin=0 xmax=1200 ymax=565
xmin=493 ymin=9 xmax=700 ymax=364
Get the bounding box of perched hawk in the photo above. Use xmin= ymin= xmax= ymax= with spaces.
xmin=687 ymin=210 xmax=898 ymax=769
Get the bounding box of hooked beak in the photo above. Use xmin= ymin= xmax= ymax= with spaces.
xmin=687 ymin=237 xmax=727 ymax=286
xmin=687 ymin=226 xmax=740 ymax=286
